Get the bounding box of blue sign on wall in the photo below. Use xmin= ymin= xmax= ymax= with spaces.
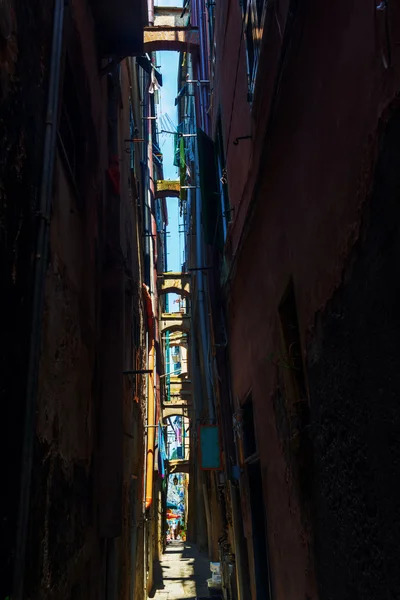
xmin=199 ymin=426 xmax=221 ymax=470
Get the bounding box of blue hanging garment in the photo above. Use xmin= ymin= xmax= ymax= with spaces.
xmin=158 ymin=423 xmax=167 ymax=478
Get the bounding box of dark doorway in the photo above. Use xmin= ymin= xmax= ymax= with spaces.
xmin=248 ymin=460 xmax=272 ymax=600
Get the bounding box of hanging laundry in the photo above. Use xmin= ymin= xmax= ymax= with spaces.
xmin=149 ymin=67 xmax=160 ymax=94
xmin=158 ymin=423 xmax=167 ymax=479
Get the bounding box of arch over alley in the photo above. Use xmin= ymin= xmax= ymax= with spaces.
xmin=156 ymin=180 xmax=180 ymax=200
xmin=162 ymin=402 xmax=193 ymax=420
xmin=158 ymin=272 xmax=191 ymax=297
xmin=143 ymin=26 xmax=199 ymax=54
xmin=169 ymin=460 xmax=190 ymax=474
xmin=160 ymin=313 xmax=191 ymax=335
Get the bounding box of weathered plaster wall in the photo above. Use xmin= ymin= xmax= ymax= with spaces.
xmin=220 ymin=0 xmax=400 ymax=599
xmin=307 ymin=108 xmax=400 ymax=600
xmin=0 ymin=0 xmax=54 ymax=595
xmin=19 ymin=6 xmax=146 ymax=600
xmin=29 ymin=0 xmax=106 ymax=589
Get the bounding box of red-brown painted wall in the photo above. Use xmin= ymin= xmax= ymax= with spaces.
xmin=214 ymin=0 xmax=400 ymax=598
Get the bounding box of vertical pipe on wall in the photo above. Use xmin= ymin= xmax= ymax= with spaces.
xmin=229 ymin=482 xmax=246 ymax=600
xmin=145 ymin=341 xmax=156 ymax=509
xmin=145 ymin=91 xmax=157 ymax=510
xmin=195 ymin=0 xmax=210 ymax=134
xmin=194 ymin=186 xmax=215 ymax=422
xmin=187 ymin=18 xmax=214 ymax=424
xmin=143 ymin=330 xmax=149 ymax=600
xmin=148 ymin=0 xmax=154 ymax=26
xmin=148 ymin=95 xmax=156 ymax=292
xmin=145 ymin=84 xmax=157 ymax=593
xmin=202 ymin=480 xmax=213 ymax=555
xmin=13 ymin=1 xmax=65 ymax=597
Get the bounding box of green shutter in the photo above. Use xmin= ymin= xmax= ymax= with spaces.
xmin=179 ymin=137 xmax=187 ymax=201
xmin=197 ymin=128 xmax=223 ymax=249
xmin=173 ymin=133 xmax=180 ymax=167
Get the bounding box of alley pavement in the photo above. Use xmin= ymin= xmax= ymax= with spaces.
xmin=150 ymin=541 xmax=211 ymax=599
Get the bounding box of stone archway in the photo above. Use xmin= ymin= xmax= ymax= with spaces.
xmin=156 ymin=180 xmax=180 ymax=200
xmin=158 ymin=272 xmax=191 ymax=298
xmin=143 ymin=26 xmax=199 ymax=54
xmin=162 ymin=403 xmax=193 ymax=420
xmin=169 ymin=460 xmax=190 ymax=474
xmin=161 ymin=313 xmax=191 ymax=336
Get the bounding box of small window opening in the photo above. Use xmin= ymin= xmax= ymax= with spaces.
xmin=242 ymin=394 xmax=257 ymax=459
xmin=278 ymin=279 xmax=307 ymax=401
xmin=278 ymin=279 xmax=312 ymax=505
xmin=58 ymin=56 xmax=85 ymax=195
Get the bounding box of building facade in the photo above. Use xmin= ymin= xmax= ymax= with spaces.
xmin=194 ymin=0 xmax=400 ymax=599
xmin=0 ymin=1 xmax=169 ymax=598
xmin=3 ymin=0 xmax=400 ymax=599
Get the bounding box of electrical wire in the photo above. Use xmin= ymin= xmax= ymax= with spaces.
xmin=225 ymin=20 xmax=245 ymax=164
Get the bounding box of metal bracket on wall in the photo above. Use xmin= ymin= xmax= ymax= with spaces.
xmin=186 ymin=79 xmax=210 ymax=85
xmin=100 ymin=56 xmax=124 ymax=77
xmin=233 ymin=135 xmax=251 ymax=146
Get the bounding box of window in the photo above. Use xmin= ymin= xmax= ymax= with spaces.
xmin=216 ymin=116 xmax=231 ymax=241
xmin=278 ymin=280 xmax=312 ymax=506
xmin=278 ymin=279 xmax=307 ymax=402
xmin=242 ymin=394 xmax=257 ymax=459
xmin=241 ymin=392 xmax=273 ymax=599
xmin=242 ymin=0 xmax=267 ymax=101
xmin=58 ymin=56 xmax=85 ymax=195
xmin=197 ymin=128 xmax=223 ymax=249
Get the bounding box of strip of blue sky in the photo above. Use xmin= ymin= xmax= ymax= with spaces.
xmin=156 ymin=0 xmax=184 ymax=275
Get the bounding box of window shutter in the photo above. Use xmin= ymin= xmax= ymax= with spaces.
xmin=197 ymin=128 xmax=223 ymax=249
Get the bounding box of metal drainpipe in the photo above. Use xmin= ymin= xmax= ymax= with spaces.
xmin=148 ymin=0 xmax=154 ymax=26
xmin=148 ymin=96 xmax=156 ymax=286
xmin=229 ymin=481 xmax=246 ymax=600
xmin=190 ymin=54 xmax=215 ymax=421
xmin=194 ymin=181 xmax=215 ymax=422
xmin=145 ymin=341 xmax=156 ymax=510
xmin=143 ymin=330 xmax=149 ymax=600
xmin=198 ymin=5 xmax=206 ymax=133
xmin=142 ymin=84 xmax=151 ymax=287
xmin=13 ymin=1 xmax=65 ymax=598
xmin=197 ymin=0 xmax=209 ymax=134
xmin=144 ymin=86 xmax=156 ymax=597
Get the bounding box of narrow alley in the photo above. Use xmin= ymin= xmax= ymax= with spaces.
xmin=2 ymin=1 xmax=400 ymax=600
xmin=151 ymin=542 xmax=210 ymax=600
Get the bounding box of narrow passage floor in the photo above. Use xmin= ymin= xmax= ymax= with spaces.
xmin=151 ymin=541 xmax=211 ymax=599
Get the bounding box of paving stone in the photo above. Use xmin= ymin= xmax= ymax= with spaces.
xmin=150 ymin=541 xmax=211 ymax=600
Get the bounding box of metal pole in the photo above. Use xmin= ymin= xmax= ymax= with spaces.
xmin=13 ymin=1 xmax=65 ymax=598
